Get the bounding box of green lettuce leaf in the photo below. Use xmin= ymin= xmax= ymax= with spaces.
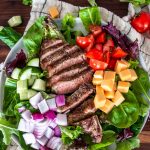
xmin=108 ymin=90 xmax=139 ymax=128
xmin=22 ymin=0 xmax=32 ymax=6
xmin=79 ymin=6 xmax=101 ymax=31
xmin=0 ymin=131 xmax=7 ymax=150
xmin=0 ymin=27 xmax=21 ymax=48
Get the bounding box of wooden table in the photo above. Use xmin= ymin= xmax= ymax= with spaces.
xmin=0 ymin=0 xmax=149 ymax=149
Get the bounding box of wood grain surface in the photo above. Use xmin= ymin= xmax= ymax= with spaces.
xmin=0 ymin=0 xmax=149 ymax=149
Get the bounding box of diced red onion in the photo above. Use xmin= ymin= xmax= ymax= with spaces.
xmin=31 ymin=142 xmax=41 ymax=149
xmin=18 ymin=106 xmax=26 ymax=113
xmin=30 ymin=92 xmax=43 ymax=109
xmin=44 ymin=110 xmax=56 ymax=120
xmin=21 ymin=110 xmax=32 ymax=122
xmin=45 ymin=127 xmax=54 ymax=139
xmin=46 ymin=98 xmax=57 ymax=111
xmin=37 ymin=136 xmax=48 ymax=146
xmin=55 ymin=114 xmax=68 ymax=126
xmin=38 ymin=99 xmax=49 ymax=114
xmin=32 ymin=113 xmax=44 ymax=122
xmin=54 ymin=126 xmax=61 ymax=137
xmin=49 ymin=120 xmax=57 ymax=129
xmin=40 ymin=146 xmax=49 ymax=150
xmin=47 ymin=137 xmax=62 ymax=149
xmin=23 ymin=133 xmax=36 ymax=145
xmin=55 ymin=95 xmax=65 ymax=107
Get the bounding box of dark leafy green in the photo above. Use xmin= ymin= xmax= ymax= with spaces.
xmin=88 ymin=130 xmax=116 ymax=150
xmin=116 ymin=137 xmax=140 ymax=150
xmin=0 ymin=27 xmax=21 ymax=48
xmin=108 ymin=90 xmax=139 ymax=128
xmin=61 ymin=126 xmax=83 ymax=145
xmin=79 ymin=6 xmax=101 ymax=31
xmin=0 ymin=131 xmax=7 ymax=150
xmin=129 ymin=59 xmax=139 ymax=69
xmin=22 ymin=0 xmax=32 ymax=6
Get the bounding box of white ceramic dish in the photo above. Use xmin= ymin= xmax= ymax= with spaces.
xmin=0 ymin=18 xmax=149 ymax=149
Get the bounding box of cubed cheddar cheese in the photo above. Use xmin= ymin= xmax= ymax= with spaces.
xmin=49 ymin=6 xmax=59 ymax=18
xmin=117 ymin=81 xmax=130 ymax=93
xmin=104 ymin=71 xmax=116 ymax=81
xmin=112 ymin=90 xmax=125 ymax=106
xmin=118 ymin=69 xmax=131 ymax=81
xmin=92 ymin=78 xmax=102 ymax=85
xmin=105 ymin=91 xmax=115 ymax=99
xmin=128 ymin=69 xmax=138 ymax=81
xmin=115 ymin=60 xmax=129 ymax=74
xmin=96 ymin=86 xmax=104 ymax=94
xmin=94 ymin=70 xmax=103 ymax=79
xmin=101 ymin=80 xmax=114 ymax=91
xmin=121 ymin=59 xmax=130 ymax=68
xmin=99 ymin=99 xmax=115 ymax=114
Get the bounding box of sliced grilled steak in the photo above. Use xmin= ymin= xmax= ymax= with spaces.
xmin=68 ymin=98 xmax=96 ymax=124
xmin=57 ymin=83 xmax=94 ymax=112
xmin=52 ymin=69 xmax=93 ymax=94
xmin=47 ymin=63 xmax=89 ymax=86
xmin=74 ymin=115 xmax=102 ymax=143
xmin=47 ymin=51 xmax=86 ymax=78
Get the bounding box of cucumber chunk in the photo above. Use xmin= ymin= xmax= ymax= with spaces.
xmin=17 ymin=80 xmax=28 ymax=94
xmin=32 ymin=79 xmax=46 ymax=91
xmin=0 ymin=26 xmax=4 ymax=31
xmin=27 ymin=58 xmax=40 ymax=67
xmin=19 ymin=90 xmax=28 ymax=100
xmin=28 ymin=75 xmax=37 ymax=86
xmin=11 ymin=68 xmax=21 ymax=79
xmin=8 ymin=16 xmax=22 ymax=27
xmin=28 ymin=89 xmax=37 ymax=99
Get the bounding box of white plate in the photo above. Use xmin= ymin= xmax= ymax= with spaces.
xmin=0 ymin=18 xmax=149 ymax=148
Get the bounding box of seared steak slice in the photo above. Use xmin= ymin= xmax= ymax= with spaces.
xmin=68 ymin=98 xmax=96 ymax=124
xmin=47 ymin=63 xmax=89 ymax=86
xmin=57 ymin=83 xmax=94 ymax=112
xmin=51 ymin=69 xmax=93 ymax=94
xmin=47 ymin=51 xmax=86 ymax=78
xmin=74 ymin=115 xmax=102 ymax=143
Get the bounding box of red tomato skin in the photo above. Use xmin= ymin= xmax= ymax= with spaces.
xmin=95 ymin=44 xmax=103 ymax=52
xmin=89 ymin=25 xmax=102 ymax=37
xmin=105 ymin=38 xmax=115 ymax=48
xmin=96 ymin=32 xmax=106 ymax=44
xmin=112 ymin=47 xmax=128 ymax=58
xmin=103 ymin=51 xmax=110 ymax=64
xmin=86 ymin=48 xmax=103 ymax=60
xmin=89 ymin=59 xmax=108 ymax=71
xmin=85 ymin=34 xmax=95 ymax=51
xmin=103 ymin=44 xmax=110 ymax=53
xmin=108 ymin=59 xmax=117 ymax=70
xmin=131 ymin=12 xmax=150 ymax=33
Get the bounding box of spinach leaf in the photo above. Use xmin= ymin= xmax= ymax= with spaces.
xmin=0 ymin=27 xmax=21 ymax=48
xmin=116 ymin=137 xmax=140 ymax=150
xmin=108 ymin=90 xmax=139 ymax=128
xmin=79 ymin=6 xmax=101 ymax=31
xmin=60 ymin=126 xmax=83 ymax=145
xmin=88 ymin=130 xmax=116 ymax=150
xmin=0 ymin=131 xmax=7 ymax=150
xmin=22 ymin=0 xmax=32 ymax=6
xmin=3 ymin=78 xmax=19 ymax=117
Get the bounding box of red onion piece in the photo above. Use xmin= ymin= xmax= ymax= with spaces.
xmin=18 ymin=106 xmax=26 ymax=113
xmin=32 ymin=113 xmax=44 ymax=122
xmin=23 ymin=133 xmax=36 ymax=145
xmin=55 ymin=95 xmax=65 ymax=107
xmin=31 ymin=142 xmax=41 ymax=150
xmin=49 ymin=120 xmax=57 ymax=129
xmin=45 ymin=127 xmax=54 ymax=139
xmin=47 ymin=137 xmax=62 ymax=149
xmin=54 ymin=126 xmax=61 ymax=137
xmin=55 ymin=114 xmax=68 ymax=126
xmin=44 ymin=110 xmax=56 ymax=120
xmin=21 ymin=110 xmax=32 ymax=122
xmin=37 ymin=136 xmax=48 ymax=146
xmin=40 ymin=146 xmax=49 ymax=150
xmin=38 ymin=99 xmax=49 ymax=114
xmin=46 ymin=98 xmax=57 ymax=111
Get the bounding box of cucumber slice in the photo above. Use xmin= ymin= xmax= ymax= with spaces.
xmin=0 ymin=26 xmax=4 ymax=31
xmin=32 ymin=79 xmax=46 ymax=91
xmin=11 ymin=68 xmax=22 ymax=79
xmin=8 ymin=16 xmax=22 ymax=27
xmin=28 ymin=75 xmax=37 ymax=86
xmin=28 ymin=89 xmax=37 ymax=99
xmin=19 ymin=90 xmax=28 ymax=100
xmin=17 ymin=80 xmax=28 ymax=94
xmin=27 ymin=58 xmax=40 ymax=67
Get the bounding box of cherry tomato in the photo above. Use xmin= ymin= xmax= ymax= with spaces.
xmin=89 ymin=59 xmax=108 ymax=70
xmin=89 ymin=25 xmax=102 ymax=37
xmin=85 ymin=34 xmax=95 ymax=51
xmin=96 ymin=32 xmax=106 ymax=44
xmin=105 ymin=38 xmax=115 ymax=48
xmin=103 ymin=51 xmax=110 ymax=64
xmin=112 ymin=47 xmax=128 ymax=58
xmin=103 ymin=44 xmax=110 ymax=53
xmin=86 ymin=48 xmax=103 ymax=60
xmin=95 ymin=44 xmax=103 ymax=52
xmin=108 ymin=59 xmax=117 ymax=70
xmin=131 ymin=12 xmax=150 ymax=33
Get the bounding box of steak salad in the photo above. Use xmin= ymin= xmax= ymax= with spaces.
xmin=1 ymin=5 xmax=150 ymax=150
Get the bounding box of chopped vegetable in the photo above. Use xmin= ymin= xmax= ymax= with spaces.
xmin=55 ymin=114 xmax=67 ymax=126
xmin=89 ymin=25 xmax=102 ymax=37
xmin=49 ymin=6 xmax=59 ymax=19
xmin=45 ymin=127 xmax=54 ymax=139
xmin=38 ymin=99 xmax=49 ymax=114
xmin=55 ymin=95 xmax=66 ymax=107
xmin=47 ymin=137 xmax=62 ymax=149
xmin=46 ymin=98 xmax=57 ymax=111
xmin=96 ymin=32 xmax=106 ymax=43
xmin=54 ymin=126 xmax=61 ymax=137
xmin=32 ymin=112 xmax=44 ymax=122
xmin=112 ymin=47 xmax=128 ymax=58
xmin=44 ymin=110 xmax=56 ymax=120
xmin=8 ymin=16 xmax=22 ymax=27
xmin=21 ymin=110 xmax=32 ymax=122
xmin=11 ymin=67 xmax=22 ymax=79
xmin=22 ymin=0 xmax=32 ymax=6
xmin=27 ymin=58 xmax=39 ymax=67
xmin=37 ymin=136 xmax=48 ymax=146
xmin=23 ymin=133 xmax=36 ymax=145
xmin=32 ymin=79 xmax=46 ymax=91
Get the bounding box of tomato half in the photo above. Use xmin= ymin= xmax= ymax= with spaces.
xmin=112 ymin=47 xmax=128 ymax=58
xmin=86 ymin=48 xmax=103 ymax=60
xmin=89 ymin=25 xmax=102 ymax=37
xmin=96 ymin=32 xmax=106 ymax=44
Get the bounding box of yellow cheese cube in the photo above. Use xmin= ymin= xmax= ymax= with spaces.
xmin=49 ymin=6 xmax=59 ymax=18
xmin=96 ymin=86 xmax=104 ymax=94
xmin=92 ymin=78 xmax=102 ymax=85
xmin=121 ymin=59 xmax=130 ymax=68
xmin=128 ymin=69 xmax=138 ymax=81
xmin=118 ymin=69 xmax=131 ymax=81
xmin=115 ymin=60 xmax=129 ymax=74
xmin=99 ymin=99 xmax=115 ymax=114
xmin=117 ymin=81 xmax=130 ymax=93
xmin=94 ymin=94 xmax=106 ymax=108
xmin=114 ymin=82 xmax=117 ymax=91
xmin=105 ymin=91 xmax=115 ymax=99
xmin=101 ymin=80 xmax=114 ymax=91
xmin=94 ymin=70 xmax=103 ymax=79
xmin=104 ymin=71 xmax=116 ymax=81
xmin=112 ymin=90 xmax=125 ymax=106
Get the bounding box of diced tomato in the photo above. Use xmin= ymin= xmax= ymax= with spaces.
xmin=108 ymin=59 xmax=117 ymax=70
xmin=112 ymin=47 xmax=128 ymax=58
xmin=85 ymin=34 xmax=95 ymax=51
xmin=103 ymin=51 xmax=110 ymax=64
xmin=86 ymin=48 xmax=103 ymax=61
xmin=95 ymin=44 xmax=103 ymax=52
xmin=89 ymin=59 xmax=108 ymax=71
xmin=96 ymin=32 xmax=106 ymax=44
xmin=76 ymin=36 xmax=92 ymax=49
xmin=105 ymin=38 xmax=115 ymax=48
xmin=89 ymin=25 xmax=102 ymax=37
xmin=103 ymin=44 xmax=110 ymax=53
